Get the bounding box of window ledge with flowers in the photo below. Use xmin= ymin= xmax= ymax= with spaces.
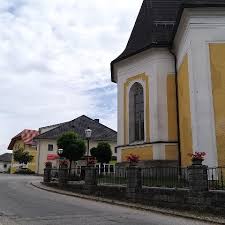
xmin=126 ymin=154 xmax=140 ymax=167
xmin=188 ymin=152 xmax=206 ymax=165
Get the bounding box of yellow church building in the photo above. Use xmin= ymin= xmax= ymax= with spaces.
xmin=111 ymin=0 xmax=225 ymax=168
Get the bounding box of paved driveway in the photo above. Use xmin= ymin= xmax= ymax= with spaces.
xmin=0 ymin=174 xmax=218 ymax=225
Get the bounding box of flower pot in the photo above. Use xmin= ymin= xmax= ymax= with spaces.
xmin=192 ymin=158 xmax=203 ymax=165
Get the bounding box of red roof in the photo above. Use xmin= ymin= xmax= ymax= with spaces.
xmin=8 ymin=129 xmax=39 ymax=150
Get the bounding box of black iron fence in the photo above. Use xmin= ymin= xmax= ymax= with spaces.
xmin=47 ymin=166 xmax=225 ymax=191
xmin=141 ymin=167 xmax=189 ymax=188
xmin=50 ymin=167 xmax=85 ymax=181
xmin=208 ymin=167 xmax=225 ymax=190
xmin=97 ymin=167 xmax=127 ymax=185
xmin=97 ymin=167 xmax=188 ymax=188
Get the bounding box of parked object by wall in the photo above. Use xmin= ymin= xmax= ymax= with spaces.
xmin=0 ymin=153 xmax=12 ymax=173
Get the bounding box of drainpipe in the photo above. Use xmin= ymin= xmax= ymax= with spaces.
xmin=169 ymin=48 xmax=182 ymax=172
xmin=37 ymin=139 xmax=40 ymax=174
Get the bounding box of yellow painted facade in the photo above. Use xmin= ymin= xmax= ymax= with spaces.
xmin=11 ymin=140 xmax=37 ymax=173
xmin=165 ymin=145 xmax=178 ymax=160
xmin=209 ymin=43 xmax=225 ymax=167
xmin=124 ymin=73 xmax=150 ymax=145
xmin=121 ymin=145 xmax=153 ymax=161
xmin=167 ymin=74 xmax=178 ymax=141
xmin=178 ymin=55 xmax=193 ymax=167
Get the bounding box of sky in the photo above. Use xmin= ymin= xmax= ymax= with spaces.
xmin=0 ymin=0 xmax=143 ymax=153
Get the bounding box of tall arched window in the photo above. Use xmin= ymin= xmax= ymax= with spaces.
xmin=129 ymin=82 xmax=144 ymax=143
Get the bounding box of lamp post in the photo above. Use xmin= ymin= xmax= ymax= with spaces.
xmin=57 ymin=148 xmax=63 ymax=168
xmin=85 ymin=127 xmax=92 ymax=165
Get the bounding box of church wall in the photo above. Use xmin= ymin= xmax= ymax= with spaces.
xmin=177 ymin=55 xmax=193 ymax=167
xmin=121 ymin=145 xmax=153 ymax=161
xmin=209 ymin=43 xmax=225 ymax=167
xmin=174 ymin=8 xmax=225 ymax=167
xmin=167 ymin=74 xmax=178 ymax=141
xmin=165 ymin=145 xmax=178 ymax=161
xmin=114 ymin=49 xmax=177 ymax=163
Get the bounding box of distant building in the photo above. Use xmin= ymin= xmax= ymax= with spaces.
xmin=8 ymin=129 xmax=39 ymax=173
xmin=0 ymin=153 xmax=12 ymax=173
xmin=35 ymin=115 xmax=117 ymax=174
xmin=111 ymin=0 xmax=225 ymax=168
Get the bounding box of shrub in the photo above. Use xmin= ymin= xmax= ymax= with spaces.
xmin=111 ymin=156 xmax=117 ymax=161
xmin=45 ymin=161 xmax=52 ymax=168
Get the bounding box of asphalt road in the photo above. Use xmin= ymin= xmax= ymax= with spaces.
xmin=0 ymin=174 xmax=218 ymax=225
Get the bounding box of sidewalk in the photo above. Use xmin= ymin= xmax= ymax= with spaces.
xmin=31 ymin=181 xmax=225 ymax=225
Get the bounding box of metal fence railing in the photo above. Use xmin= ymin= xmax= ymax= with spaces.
xmin=97 ymin=167 xmax=127 ymax=185
xmin=50 ymin=167 xmax=86 ymax=181
xmin=208 ymin=167 xmax=225 ymax=190
xmin=141 ymin=167 xmax=189 ymax=188
xmin=48 ymin=166 xmax=225 ymax=191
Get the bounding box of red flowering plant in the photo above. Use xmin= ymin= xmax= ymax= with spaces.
xmin=87 ymin=157 xmax=96 ymax=166
xmin=126 ymin=154 xmax=140 ymax=164
xmin=45 ymin=161 xmax=52 ymax=168
xmin=188 ymin=152 xmax=206 ymax=160
xmin=59 ymin=160 xmax=68 ymax=168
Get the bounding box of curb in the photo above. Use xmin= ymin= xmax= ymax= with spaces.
xmin=31 ymin=182 xmax=225 ymax=225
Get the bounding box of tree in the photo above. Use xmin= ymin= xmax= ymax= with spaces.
xmin=90 ymin=147 xmax=97 ymax=158
xmin=91 ymin=142 xmax=112 ymax=173
xmin=57 ymin=132 xmax=86 ymax=175
xmin=13 ymin=148 xmax=34 ymax=166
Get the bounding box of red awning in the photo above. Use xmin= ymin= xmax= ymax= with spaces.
xmin=47 ymin=154 xmax=59 ymax=160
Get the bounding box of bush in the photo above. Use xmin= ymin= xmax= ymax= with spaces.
xmin=14 ymin=168 xmax=35 ymax=175
xmin=111 ymin=156 xmax=117 ymax=161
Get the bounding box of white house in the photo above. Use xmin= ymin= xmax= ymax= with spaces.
xmin=0 ymin=153 xmax=12 ymax=173
xmin=35 ymin=115 xmax=117 ymax=174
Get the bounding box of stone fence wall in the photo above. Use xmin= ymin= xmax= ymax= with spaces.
xmin=43 ymin=164 xmax=225 ymax=215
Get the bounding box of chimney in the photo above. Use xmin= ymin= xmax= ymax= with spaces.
xmin=94 ymin=119 xmax=100 ymax=123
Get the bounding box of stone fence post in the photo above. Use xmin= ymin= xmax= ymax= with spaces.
xmin=84 ymin=166 xmax=97 ymax=194
xmin=188 ymin=164 xmax=208 ymax=192
xmin=58 ymin=168 xmax=68 ymax=186
xmin=126 ymin=166 xmax=142 ymax=201
xmin=43 ymin=168 xmax=52 ymax=183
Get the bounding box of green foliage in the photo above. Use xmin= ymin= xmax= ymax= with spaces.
xmin=13 ymin=148 xmax=34 ymax=164
xmin=57 ymin=132 xmax=86 ymax=163
xmin=111 ymin=156 xmax=117 ymax=161
xmin=90 ymin=147 xmax=97 ymax=158
xmin=91 ymin=142 xmax=112 ymax=164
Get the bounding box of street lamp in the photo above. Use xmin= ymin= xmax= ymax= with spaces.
xmin=57 ymin=148 xmax=63 ymax=156
xmin=85 ymin=127 xmax=92 ymax=165
xmin=57 ymin=148 xmax=64 ymax=169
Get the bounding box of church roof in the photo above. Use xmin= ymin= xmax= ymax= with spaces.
xmin=111 ymin=0 xmax=225 ymax=82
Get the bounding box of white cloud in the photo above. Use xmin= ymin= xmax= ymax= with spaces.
xmin=0 ymin=0 xmax=143 ymax=153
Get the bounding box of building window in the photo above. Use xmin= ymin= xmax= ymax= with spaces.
xmin=48 ymin=144 xmax=53 ymax=151
xmin=129 ymin=82 xmax=144 ymax=143
xmin=3 ymin=164 xmax=7 ymax=169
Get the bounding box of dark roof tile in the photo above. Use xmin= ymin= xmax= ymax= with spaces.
xmin=35 ymin=115 xmax=117 ymax=142
xmin=0 ymin=153 xmax=12 ymax=162
xmin=111 ymin=0 xmax=225 ymax=82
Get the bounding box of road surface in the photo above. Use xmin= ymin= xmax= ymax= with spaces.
xmin=0 ymin=174 xmax=218 ymax=225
